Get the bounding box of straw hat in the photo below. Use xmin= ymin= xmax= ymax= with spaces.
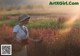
xmin=19 ymin=14 xmax=30 ymax=22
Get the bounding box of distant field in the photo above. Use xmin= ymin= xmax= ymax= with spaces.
xmin=0 ymin=13 xmax=72 ymax=29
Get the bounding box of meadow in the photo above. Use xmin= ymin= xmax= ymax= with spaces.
xmin=0 ymin=14 xmax=80 ymax=56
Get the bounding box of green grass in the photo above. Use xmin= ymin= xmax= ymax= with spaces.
xmin=1 ymin=18 xmax=78 ymax=29
xmin=27 ymin=19 xmax=58 ymax=28
xmin=0 ymin=19 xmax=59 ymax=28
xmin=0 ymin=19 xmax=18 ymax=26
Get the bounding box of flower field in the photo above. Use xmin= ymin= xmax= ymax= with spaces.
xmin=0 ymin=15 xmax=80 ymax=56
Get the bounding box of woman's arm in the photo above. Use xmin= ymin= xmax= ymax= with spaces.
xmin=28 ymin=37 xmax=43 ymax=42
xmin=25 ymin=27 xmax=42 ymax=42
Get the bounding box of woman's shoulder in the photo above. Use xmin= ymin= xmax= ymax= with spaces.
xmin=14 ymin=24 xmax=19 ymax=27
xmin=13 ymin=24 xmax=20 ymax=29
xmin=13 ymin=24 xmax=20 ymax=32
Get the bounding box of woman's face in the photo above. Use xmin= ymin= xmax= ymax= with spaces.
xmin=21 ymin=19 xmax=29 ymax=25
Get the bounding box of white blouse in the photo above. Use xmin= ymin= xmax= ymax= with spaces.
xmin=13 ymin=24 xmax=29 ymax=41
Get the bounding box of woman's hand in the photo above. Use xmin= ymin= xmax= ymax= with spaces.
xmin=29 ymin=37 xmax=43 ymax=43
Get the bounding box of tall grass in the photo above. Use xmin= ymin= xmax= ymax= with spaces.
xmin=0 ymin=18 xmax=65 ymax=29
xmin=0 ymin=17 xmax=80 ymax=56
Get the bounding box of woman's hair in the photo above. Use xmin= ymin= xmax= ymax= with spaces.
xmin=18 ymin=14 xmax=30 ymax=22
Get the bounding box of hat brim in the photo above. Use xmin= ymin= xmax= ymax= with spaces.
xmin=20 ymin=17 xmax=30 ymax=22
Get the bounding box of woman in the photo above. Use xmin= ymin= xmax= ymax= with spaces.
xmin=13 ymin=14 xmax=41 ymax=56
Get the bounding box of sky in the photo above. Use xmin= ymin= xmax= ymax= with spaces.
xmin=0 ymin=0 xmax=50 ymax=7
xmin=0 ymin=0 xmax=79 ymax=8
xmin=0 ymin=0 xmax=80 ymax=15
xmin=0 ymin=0 xmax=80 ymax=8
xmin=0 ymin=0 xmax=79 ymax=6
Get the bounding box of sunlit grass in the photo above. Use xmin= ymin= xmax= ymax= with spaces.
xmin=0 ymin=18 xmax=59 ymax=29
xmin=0 ymin=16 xmax=80 ymax=56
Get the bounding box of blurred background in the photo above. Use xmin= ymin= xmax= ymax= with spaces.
xmin=0 ymin=0 xmax=80 ymax=56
